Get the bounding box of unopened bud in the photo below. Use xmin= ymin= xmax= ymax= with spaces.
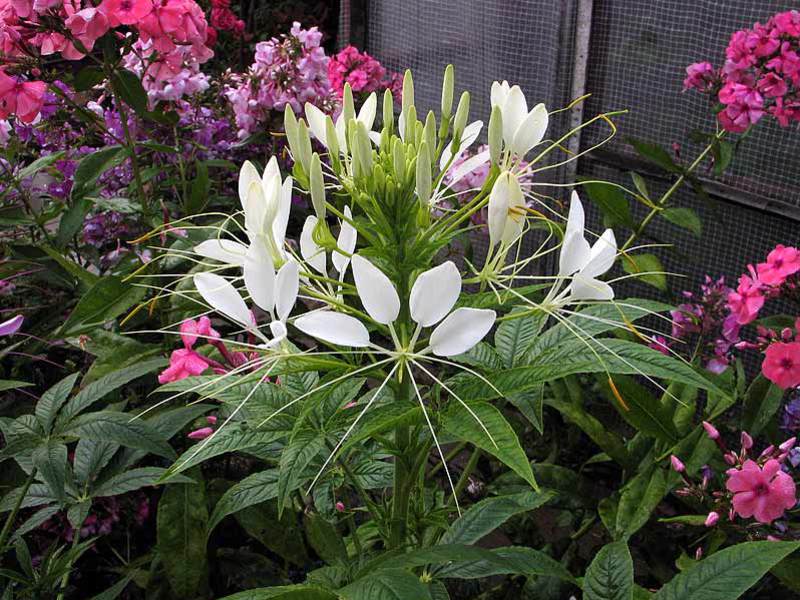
xmin=741 ymin=431 xmax=753 ymax=450
xmin=416 ymin=141 xmax=432 ymax=206
xmin=335 ymin=501 xmax=345 ymax=513
xmin=694 ymin=546 xmax=703 ymax=560
xmin=780 ymin=437 xmax=797 ymax=452
xmin=759 ymin=445 xmax=776 ymax=459
xmin=704 ymin=511 xmax=719 ymax=527
xmin=724 ymin=452 xmax=737 ymax=465
xmin=309 ymin=153 xmax=326 ymax=219
xmin=670 ymin=455 xmax=685 ymax=473
xmin=488 ymin=105 xmax=503 ymax=166
xmin=452 ymin=91 xmax=470 ymax=144
xmin=440 ymin=64 xmax=454 ymax=119
xmin=702 ymin=421 xmax=719 ymax=440
xmin=206 ymin=415 xmax=218 ymax=425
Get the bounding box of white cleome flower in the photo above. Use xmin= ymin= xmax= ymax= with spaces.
xmin=557 ymin=191 xmax=617 ymax=302
xmin=195 ymin=157 xmax=292 ymax=266
xmin=299 ymin=206 xmax=358 ymax=277
xmin=487 ymin=170 xmax=527 ymax=249
xmin=490 ymin=80 xmax=548 ymax=158
xmin=194 ymin=241 xmax=299 ymax=348
xmin=305 ymin=93 xmax=378 ymax=153
xmin=294 ymin=256 xmax=496 ymax=357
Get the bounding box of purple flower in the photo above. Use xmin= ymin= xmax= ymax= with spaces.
xmin=0 ymin=315 xmax=23 ymax=336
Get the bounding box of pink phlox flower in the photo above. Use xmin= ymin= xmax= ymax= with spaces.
xmin=756 ymin=244 xmax=800 ymax=286
xmin=158 ymin=348 xmax=209 ymax=383
xmin=727 ymin=271 xmax=764 ymax=325
xmin=99 ymin=0 xmax=153 ymax=27
xmin=726 ymin=459 xmax=796 ymax=523
xmin=0 ymin=71 xmax=46 ymax=123
xmin=762 ymin=341 xmax=800 ymax=390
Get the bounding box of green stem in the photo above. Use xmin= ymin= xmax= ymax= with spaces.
xmin=0 ymin=467 xmax=36 ymax=553
xmin=389 ymin=374 xmax=412 ymax=548
xmin=621 ymin=130 xmax=725 ymax=252
xmin=449 ymin=448 xmax=481 ymax=505
xmin=56 ymin=528 xmax=81 ymax=600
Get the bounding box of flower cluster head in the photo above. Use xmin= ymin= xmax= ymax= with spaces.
xmin=726 ymin=459 xmax=796 ymax=524
xmin=122 ymin=38 xmax=210 ymax=105
xmin=327 ymin=45 xmax=401 ymax=101
xmin=209 ymin=0 xmax=244 ymax=40
xmin=685 ymin=10 xmax=800 ymax=132
xmin=658 ymin=276 xmax=740 ymax=374
xmin=224 ymin=22 xmax=335 ymax=138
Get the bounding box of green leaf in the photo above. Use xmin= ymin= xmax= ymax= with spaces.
xmin=93 ymin=467 xmax=191 ymax=497
xmin=67 ymin=499 xmax=90 ymax=530
xmin=712 ymin=139 xmax=734 ymax=176
xmin=614 ymin=465 xmax=667 ymax=540
xmin=60 ymin=276 xmax=146 ymax=336
xmin=72 ymin=145 xmax=125 ymax=196
xmin=584 ymin=541 xmax=634 ymax=600
xmin=305 ymin=512 xmax=347 ymax=564
xmin=661 ymin=208 xmax=702 ymax=237
xmin=339 ymin=569 xmax=431 ymax=600
xmin=36 ymin=373 xmax=79 ymax=432
xmin=628 ymin=138 xmax=681 ymax=173
xmin=442 ymin=401 xmax=537 ymax=490
xmin=217 ymin=586 xmax=339 ymax=600
xmin=653 ymin=541 xmax=799 ymax=600
xmin=32 ymin=443 xmax=68 ymax=504
xmin=507 ymin=386 xmax=544 ymax=434
xmin=157 ymin=476 xmax=209 ymax=599
xmin=56 ymin=196 xmax=93 ymax=246
xmin=440 ymin=491 xmax=554 ymax=546
xmin=741 ymin=374 xmax=784 ymax=437
xmin=61 ymin=411 xmax=175 ymax=459
xmin=57 ymin=358 xmax=166 ymax=426
xmin=234 ymin=504 xmax=308 ymax=566
xmin=208 ymin=470 xmax=278 ymax=535
xmin=0 ymin=380 xmax=33 ymax=392
xmin=601 ymin=375 xmax=678 ymax=444
xmin=495 ymin=308 xmax=547 ymax=368
xmin=111 ymin=69 xmax=148 ymax=115
xmin=630 ymin=171 xmax=650 ymax=200
xmin=73 ymin=439 xmax=118 ymax=486
xmin=277 ymin=429 xmax=325 ymax=515
xmin=187 ymin=161 xmax=210 ymax=214
xmin=18 ymin=151 xmax=66 ymax=180
xmin=581 ymin=180 xmax=635 ymax=228
xmin=622 ymin=253 xmax=667 ymax=291
xmin=73 ymin=67 xmax=105 ymax=92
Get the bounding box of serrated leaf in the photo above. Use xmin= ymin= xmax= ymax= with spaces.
xmin=36 ymin=373 xmax=79 ymax=432
xmin=622 ymin=253 xmax=667 ymax=291
xmin=32 ymin=443 xmax=68 ymax=503
xmin=614 ymin=465 xmax=667 ymax=540
xmin=217 ymin=586 xmax=339 ymax=600
xmin=660 ymin=208 xmax=701 ymax=237
xmin=304 ymin=512 xmax=347 ymax=564
xmin=157 ymin=476 xmax=209 ymax=598
xmin=601 ymin=375 xmax=678 ymax=444
xmin=67 ymin=499 xmax=91 ymax=530
xmin=442 ymin=401 xmax=537 ymax=490
xmin=653 ymin=541 xmax=799 ymax=600
xmin=93 ymin=467 xmax=190 ymax=497
xmin=584 ymin=541 xmax=633 ymax=600
xmin=208 ymin=470 xmax=279 ymax=535
xmin=62 ymin=411 xmax=175 ymax=459
xmin=495 ymin=308 xmax=547 ymax=368
xmin=277 ymin=429 xmax=325 ymax=515
xmin=74 ymin=438 xmax=118 ymax=486
xmin=339 ymin=569 xmax=430 ymax=600
xmin=60 ymin=276 xmax=147 ymax=336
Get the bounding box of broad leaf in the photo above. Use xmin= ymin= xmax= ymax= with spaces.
xmin=208 ymin=470 xmax=279 ymax=535
xmin=621 ymin=254 xmax=667 ymax=291
xmin=32 ymin=443 xmax=68 ymax=503
xmin=614 ymin=465 xmax=667 ymax=540
xmin=277 ymin=429 xmax=325 ymax=515
xmin=218 ymin=586 xmax=339 ymax=600
xmin=661 ymin=208 xmax=701 ymax=237
xmin=93 ymin=467 xmax=191 ymax=497
xmin=494 ymin=308 xmax=547 ymax=368
xmin=305 ymin=512 xmax=347 ymax=564
xmin=741 ymin=375 xmax=784 ymax=437
xmin=601 ymin=375 xmax=678 ymax=444
xmin=35 ymin=373 xmax=79 ymax=432
xmin=60 ymin=276 xmax=146 ymax=336
xmin=62 ymin=411 xmax=175 ymax=459
xmin=339 ymin=569 xmax=431 ymax=600
xmin=584 ymin=541 xmax=634 ymax=600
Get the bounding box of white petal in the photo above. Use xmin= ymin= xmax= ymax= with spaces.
xmin=194 ymin=272 xmax=251 ymax=328
xmin=429 ymin=307 xmax=496 ymax=357
xmin=501 ymin=86 xmax=528 ymax=147
xmin=304 ymin=102 xmax=328 ymax=146
xmin=243 ymin=240 xmax=275 ymax=313
xmin=244 ymin=181 xmax=267 ymax=238
xmin=335 ymin=115 xmax=347 ymax=152
xmin=271 ymin=176 xmax=292 ymax=254
xmin=332 ymin=206 xmax=357 ymax=274
xmin=440 ymin=120 xmax=483 ymax=170
xmin=409 ymin=261 xmax=462 ymax=327
xmin=581 ymin=229 xmax=617 ymax=279
xmin=357 ymin=93 xmax=377 ymax=131
xmin=351 ymin=254 xmax=400 ymax=324
xmin=194 ymin=239 xmax=247 ymax=266
xmin=511 ymin=103 xmax=548 ymax=157
xmin=268 ymin=320 xmax=287 ymax=346
xmin=487 ymin=172 xmax=511 ymax=248
xmin=238 ymin=161 xmax=260 ymax=211
xmin=398 ymin=111 xmax=406 ymax=142
xmin=565 ymin=191 xmax=585 ymax=240
xmin=446 ymin=149 xmax=490 ymax=189
xmin=261 ymin=156 xmax=281 ymax=225
xmin=500 ymin=173 xmax=526 ymax=246
xmin=275 ymin=259 xmax=299 ymax=322
xmin=293 ymin=311 xmax=371 ymax=347
xmin=558 ymin=231 xmax=591 ymax=277
xmin=300 ymin=215 xmax=326 ymax=275
xmin=568 ymin=274 xmax=614 ymax=301
xmin=490 ymin=80 xmax=510 ymax=109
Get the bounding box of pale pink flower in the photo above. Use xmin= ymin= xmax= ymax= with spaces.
xmin=726 ymin=459 xmax=796 ymax=523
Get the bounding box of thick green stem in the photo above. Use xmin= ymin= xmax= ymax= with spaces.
xmin=621 ymin=130 xmax=725 ymax=252
xmin=0 ymin=467 xmax=36 ymax=553
xmin=389 ymin=374 xmax=412 ymax=548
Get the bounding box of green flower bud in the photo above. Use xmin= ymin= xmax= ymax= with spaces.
xmin=404 ymin=105 xmax=417 ymax=143
xmin=382 ymin=88 xmax=394 ymax=135
xmin=441 ymin=64 xmax=454 ymax=119
xmin=343 ymin=83 xmax=355 ymax=125
xmin=309 ymin=153 xmax=326 ymax=219
xmin=284 ymin=105 xmax=300 ymax=162
xmin=401 ymin=69 xmax=414 ymax=117
xmin=424 ymin=111 xmax=436 ymax=161
xmin=355 ymin=121 xmax=373 ymax=176
xmin=325 ymin=115 xmax=341 ymax=167
xmin=452 ymin=91 xmax=470 ymax=145
xmin=295 ymin=119 xmax=313 ymax=173
xmin=392 ymin=138 xmax=406 ymax=183
xmin=416 ymin=141 xmax=432 ymax=206
xmin=488 ymin=104 xmax=503 ymax=166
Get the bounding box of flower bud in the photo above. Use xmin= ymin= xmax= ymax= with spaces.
xmin=416 ymin=141 xmax=432 ymax=207
xmin=694 ymin=546 xmax=703 ymax=560
xmin=309 ymin=153 xmax=326 ymax=219
xmin=670 ymin=455 xmax=685 ymax=473
xmin=704 ymin=511 xmax=719 ymax=527
xmin=452 ymin=91 xmax=470 ymax=144
xmin=404 ymin=105 xmax=417 ymax=143
xmin=740 ymin=431 xmax=753 ymax=450
xmin=206 ymin=415 xmax=218 ymax=425
xmin=724 ymin=452 xmax=737 ymax=465
xmin=382 ymin=87 xmax=394 ymax=136
xmin=702 ymin=421 xmax=719 ymax=440
xmin=188 ymin=427 xmax=213 ymax=440
xmin=343 ymin=82 xmax=355 ymax=125
xmin=779 ymin=437 xmax=797 ymax=452
xmin=325 ymin=115 xmax=340 ymax=158
xmin=401 ymin=69 xmax=414 ymax=117
xmin=488 ymin=104 xmax=503 ymax=166
xmin=759 ymin=445 xmax=775 ymax=459
xmin=284 ymin=105 xmax=300 ymax=160
xmin=295 ymin=119 xmax=313 ymax=174
xmin=335 ymin=501 xmax=345 ymax=513
xmin=440 ymin=64 xmax=454 ymax=119
xmin=424 ymin=111 xmax=436 ymax=161
xmin=392 ymin=138 xmax=406 ymax=182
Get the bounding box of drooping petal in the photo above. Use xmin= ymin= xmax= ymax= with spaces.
xmin=357 ymin=92 xmax=377 ymax=131
xmin=429 ymin=307 xmax=497 ymax=357
xmin=446 ymin=149 xmax=491 ymax=190
xmin=268 ymin=320 xmax=288 ymax=347
xmin=243 ymin=180 xmax=267 ymax=239
xmin=558 ymin=193 xmax=591 ymax=276
xmin=300 ymin=215 xmax=326 ymax=275
xmin=194 ymin=272 xmax=252 ymax=328
xmin=194 ymin=239 xmax=248 ymax=266
xmin=581 ymin=228 xmax=617 ymax=279
xmin=238 ymin=161 xmax=260 ymax=212
xmin=410 ymin=261 xmax=462 ymax=327
xmin=564 ymin=191 xmax=585 ymax=240
xmin=243 ymin=240 xmax=275 ymax=313
xmin=275 ymin=259 xmax=299 ymax=322
xmin=487 ymin=172 xmax=511 ymax=248
xmin=568 ymin=274 xmax=614 ymax=301
xmin=332 ymin=206 xmax=357 ymax=274
xmin=304 ymin=102 xmax=328 ymax=146
xmin=511 ymin=103 xmax=548 ymax=157
xmin=351 ymin=255 xmax=400 ymax=325
xmin=293 ymin=311 xmax=371 ymax=347
xmin=261 ymin=156 xmax=281 ymax=225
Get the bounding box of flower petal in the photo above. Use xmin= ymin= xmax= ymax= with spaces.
xmin=300 ymin=215 xmax=326 ymax=274
xmin=244 ymin=240 xmax=275 ymax=313
xmin=293 ymin=311 xmax=371 ymax=347
xmin=490 ymin=80 xmax=510 ymax=109
xmin=429 ymin=307 xmax=496 ymax=357
xmin=501 ymin=85 xmax=527 ymax=147
xmin=194 ymin=272 xmax=252 ymax=328
xmin=0 ymin=314 xmax=23 ymax=336
xmin=487 ymin=172 xmax=511 ymax=248
xmin=332 ymin=206 xmax=357 ymax=274
xmin=581 ymin=228 xmax=617 ymax=279
xmin=410 ymin=261 xmax=462 ymax=327
xmin=244 ymin=180 xmax=267 ymax=238
xmin=568 ymin=274 xmax=614 ymax=301
xmin=357 ymin=92 xmax=377 ymax=131
xmin=275 ymin=259 xmax=299 ymax=322
xmin=194 ymin=239 xmax=248 ymax=266
xmin=271 ymin=176 xmax=293 ymax=254
xmin=500 ymin=173 xmax=526 ymax=246
xmin=558 ymin=193 xmax=591 ymax=276
xmin=351 ymin=255 xmax=400 ymax=324
xmin=440 ymin=120 xmax=483 ymax=170
xmin=238 ymin=160 xmax=260 ymax=211
xmin=511 ymin=103 xmax=548 ymax=156
xmin=304 ymin=102 xmax=328 ymax=146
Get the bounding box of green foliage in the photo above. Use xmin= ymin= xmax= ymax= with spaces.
xmin=584 ymin=541 xmax=634 ymax=600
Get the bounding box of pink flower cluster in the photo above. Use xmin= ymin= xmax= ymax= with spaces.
xmin=209 ymin=0 xmax=244 ymax=39
xmin=728 ymin=245 xmax=800 ymax=326
xmin=0 ymin=0 xmax=213 ymax=122
xmin=685 ymin=10 xmax=800 ymax=132
xmin=123 ymin=38 xmax=210 ymax=105
xmin=328 ymin=45 xmax=401 ymax=100
xmin=224 ymin=22 xmax=335 ymax=138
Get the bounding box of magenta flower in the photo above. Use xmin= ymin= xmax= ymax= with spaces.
xmin=0 ymin=314 xmax=23 ymax=336
xmin=762 ymin=342 xmax=800 ymax=390
xmin=187 ymin=426 xmax=213 ymax=440
xmin=179 ymin=316 xmax=218 ymax=349
xmin=727 ymin=273 xmax=764 ymax=325
xmin=158 ymin=348 xmax=209 ymax=384
xmin=756 ymin=244 xmax=800 ymax=286
xmin=726 ymin=459 xmax=796 ymax=523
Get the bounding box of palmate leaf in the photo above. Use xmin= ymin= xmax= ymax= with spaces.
xmin=449 ymin=339 xmax=728 ymax=402
xmin=584 ymin=541 xmax=634 ymax=600
xmin=442 ymin=401 xmax=537 ymax=489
